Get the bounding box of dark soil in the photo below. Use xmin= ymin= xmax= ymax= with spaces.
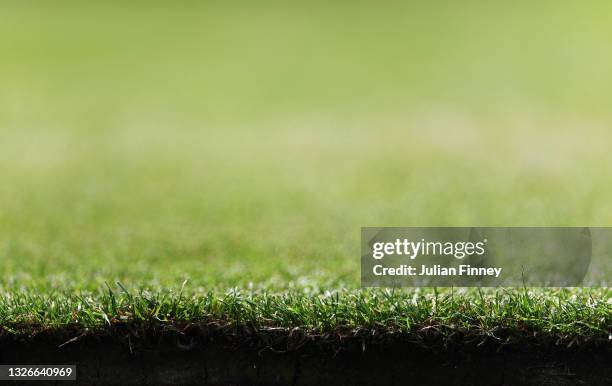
xmin=0 ymin=325 xmax=610 ymax=385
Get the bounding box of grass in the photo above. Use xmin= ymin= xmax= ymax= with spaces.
xmin=1 ymin=286 xmax=609 ymax=347
xmin=0 ymin=2 xmax=611 ymax=345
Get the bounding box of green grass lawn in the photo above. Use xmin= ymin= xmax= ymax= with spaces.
xmin=0 ymin=2 xmax=610 ymax=342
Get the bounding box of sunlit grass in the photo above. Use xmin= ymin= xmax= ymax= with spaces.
xmin=0 ymin=2 xmax=611 ymax=340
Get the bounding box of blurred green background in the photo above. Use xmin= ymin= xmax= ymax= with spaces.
xmin=1 ymin=2 xmax=611 ymax=291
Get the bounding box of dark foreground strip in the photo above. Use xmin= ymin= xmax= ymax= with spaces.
xmin=0 ymin=326 xmax=610 ymax=385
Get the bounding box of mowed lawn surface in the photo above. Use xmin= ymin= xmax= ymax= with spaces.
xmin=0 ymin=2 xmax=610 ymax=340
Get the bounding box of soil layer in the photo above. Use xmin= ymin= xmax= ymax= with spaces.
xmin=0 ymin=328 xmax=610 ymax=385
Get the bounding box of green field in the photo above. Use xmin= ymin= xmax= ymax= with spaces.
xmin=0 ymin=2 xmax=610 ymax=342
